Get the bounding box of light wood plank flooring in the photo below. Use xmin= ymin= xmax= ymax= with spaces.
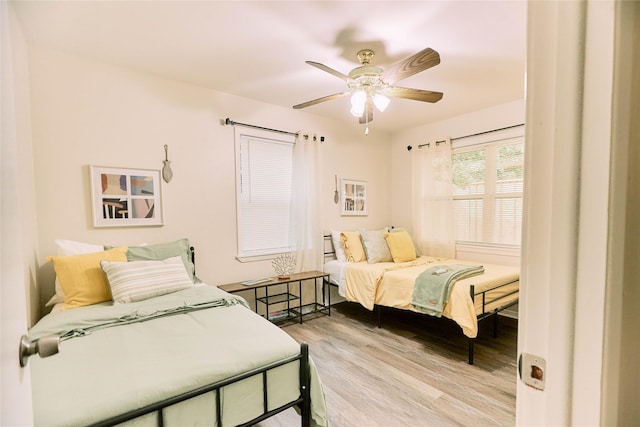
xmin=259 ymin=302 xmax=518 ymax=427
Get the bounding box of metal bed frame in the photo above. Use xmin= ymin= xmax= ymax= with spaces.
xmin=89 ymin=343 xmax=311 ymax=427
xmin=374 ymin=280 xmax=519 ymax=365
xmin=323 ymin=235 xmax=519 ymax=365
xmin=87 ymin=247 xmax=312 ymax=427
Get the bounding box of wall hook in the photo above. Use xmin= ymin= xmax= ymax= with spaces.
xmin=162 ymin=144 xmax=173 ymax=183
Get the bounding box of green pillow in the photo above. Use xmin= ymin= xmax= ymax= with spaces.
xmin=359 ymin=229 xmax=393 ymax=263
xmin=107 ymin=238 xmax=199 ymax=283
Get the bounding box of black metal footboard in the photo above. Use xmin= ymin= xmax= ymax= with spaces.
xmin=467 ymin=279 xmax=519 ymax=365
xmin=375 ymin=279 xmax=519 ymax=366
xmin=89 ymin=343 xmax=311 ymax=427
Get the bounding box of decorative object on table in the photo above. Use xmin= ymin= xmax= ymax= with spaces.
xmin=162 ymin=144 xmax=173 ymax=183
xmin=89 ymin=165 xmax=163 ymax=227
xmin=272 ymin=252 xmax=296 ymax=279
xmin=341 ymin=179 xmax=367 ymax=216
xmin=334 ymin=174 xmax=339 ymax=204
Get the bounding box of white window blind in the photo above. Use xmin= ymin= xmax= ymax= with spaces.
xmin=452 ymin=135 xmax=524 ymax=246
xmin=235 ymin=129 xmax=295 ymax=259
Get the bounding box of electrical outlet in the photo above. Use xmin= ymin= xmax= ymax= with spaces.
xmin=519 ymin=353 xmax=546 ymax=390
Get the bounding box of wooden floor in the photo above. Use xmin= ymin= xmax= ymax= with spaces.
xmin=259 ymin=302 xmax=518 ymax=427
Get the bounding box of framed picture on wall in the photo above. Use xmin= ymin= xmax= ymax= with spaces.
xmin=89 ymin=165 xmax=163 ymax=227
xmin=341 ymin=179 xmax=367 ymax=216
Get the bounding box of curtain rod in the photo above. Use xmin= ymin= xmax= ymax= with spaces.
xmin=223 ymin=118 xmax=325 ymax=142
xmin=408 ymin=123 xmax=525 ymax=151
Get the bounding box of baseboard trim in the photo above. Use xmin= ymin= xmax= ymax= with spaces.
xmin=499 ymin=310 xmax=519 ymax=320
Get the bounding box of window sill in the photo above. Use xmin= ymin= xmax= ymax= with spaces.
xmin=236 ymin=252 xmax=290 ymax=263
xmin=455 ymin=242 xmax=521 ymax=257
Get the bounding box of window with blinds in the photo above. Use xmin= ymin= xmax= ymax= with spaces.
xmin=452 ymin=137 xmax=524 ymax=246
xmin=235 ymin=129 xmax=295 ymax=259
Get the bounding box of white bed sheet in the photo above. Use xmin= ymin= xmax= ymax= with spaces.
xmin=323 ymin=259 xmax=348 ymax=297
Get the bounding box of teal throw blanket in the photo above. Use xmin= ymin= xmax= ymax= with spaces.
xmin=412 ymin=264 xmax=485 ymax=316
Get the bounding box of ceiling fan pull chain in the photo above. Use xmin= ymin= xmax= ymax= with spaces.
xmin=365 ymin=100 xmax=370 ymax=136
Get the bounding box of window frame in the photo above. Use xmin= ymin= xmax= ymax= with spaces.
xmin=451 ymin=127 xmax=525 ymax=249
xmin=234 ymin=127 xmax=296 ymax=262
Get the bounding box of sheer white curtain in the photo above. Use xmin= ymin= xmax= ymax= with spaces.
xmin=412 ymin=138 xmax=455 ymax=258
xmin=290 ymin=131 xmax=323 ymax=272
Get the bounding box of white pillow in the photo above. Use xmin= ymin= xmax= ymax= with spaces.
xmin=330 ymin=230 xmax=347 ymax=262
xmin=100 ymin=256 xmax=194 ymax=304
xmin=55 ymin=239 xmax=104 ymax=256
xmin=45 ymin=239 xmax=104 ymax=307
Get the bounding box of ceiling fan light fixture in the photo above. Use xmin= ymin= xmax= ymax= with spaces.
xmin=293 ymin=47 xmax=442 ymax=132
xmin=350 ymin=90 xmax=366 ymax=117
xmin=373 ymin=93 xmax=390 ymax=112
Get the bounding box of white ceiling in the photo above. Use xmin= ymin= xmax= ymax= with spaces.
xmin=11 ymin=0 xmax=527 ymax=134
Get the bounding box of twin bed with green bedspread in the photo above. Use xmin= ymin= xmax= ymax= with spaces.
xmin=28 ymin=285 xmax=328 ymax=426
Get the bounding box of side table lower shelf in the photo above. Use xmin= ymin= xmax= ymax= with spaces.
xmin=218 ymin=271 xmax=331 ymax=324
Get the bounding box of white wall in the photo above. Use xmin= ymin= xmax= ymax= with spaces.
xmin=389 ymin=99 xmax=525 ymax=265
xmin=27 ymin=47 xmax=393 ymax=320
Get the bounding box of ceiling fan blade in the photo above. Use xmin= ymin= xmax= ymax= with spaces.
xmin=292 ymin=92 xmax=350 ymax=109
xmin=380 ymin=48 xmax=440 ymax=84
xmin=385 ymin=86 xmax=443 ymax=103
xmin=359 ymin=98 xmax=374 ymax=124
xmin=306 ymin=61 xmax=351 ymax=82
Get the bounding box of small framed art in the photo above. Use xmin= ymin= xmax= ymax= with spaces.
xmin=89 ymin=166 xmax=163 ymax=227
xmin=341 ymin=179 xmax=367 ymax=216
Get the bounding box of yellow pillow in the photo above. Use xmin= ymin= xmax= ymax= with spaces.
xmin=340 ymin=231 xmax=366 ymax=262
xmin=384 ymin=230 xmax=417 ymax=263
xmin=48 ymin=246 xmax=128 ymax=310
xmin=386 ymin=226 xmax=421 ymax=256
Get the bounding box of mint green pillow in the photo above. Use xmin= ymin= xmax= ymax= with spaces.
xmin=359 ymin=229 xmax=393 ymax=263
xmin=107 ymin=238 xmax=199 ymax=283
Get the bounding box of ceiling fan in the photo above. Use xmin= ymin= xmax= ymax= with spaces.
xmin=293 ymin=47 xmax=443 ymax=133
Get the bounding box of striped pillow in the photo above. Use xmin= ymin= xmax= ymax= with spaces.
xmin=100 ymin=256 xmax=194 ymax=304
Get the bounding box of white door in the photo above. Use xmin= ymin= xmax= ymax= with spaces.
xmin=0 ymin=261 xmax=34 ymax=426
xmin=1 ymin=1 xmax=34 ymax=424
xmin=518 ymin=0 xmax=636 ymax=425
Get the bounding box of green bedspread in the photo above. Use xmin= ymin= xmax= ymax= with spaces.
xmin=411 ymin=264 xmax=485 ymax=316
xmin=29 ymin=285 xmax=328 ymax=427
xmin=28 ymin=285 xmax=248 ymax=342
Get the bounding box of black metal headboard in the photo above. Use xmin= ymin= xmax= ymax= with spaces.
xmin=323 ymin=234 xmax=336 ymax=261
